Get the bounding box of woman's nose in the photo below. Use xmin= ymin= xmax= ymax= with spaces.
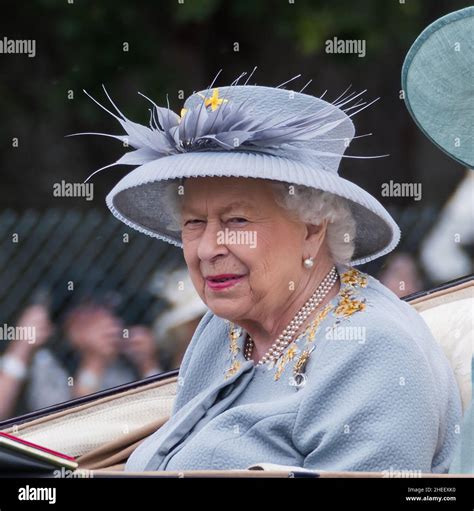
xmin=197 ymin=221 xmax=229 ymax=261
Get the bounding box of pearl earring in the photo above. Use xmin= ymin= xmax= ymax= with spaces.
xmin=303 ymin=256 xmax=314 ymax=269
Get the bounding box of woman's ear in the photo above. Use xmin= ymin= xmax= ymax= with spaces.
xmin=304 ymin=219 xmax=329 ymax=255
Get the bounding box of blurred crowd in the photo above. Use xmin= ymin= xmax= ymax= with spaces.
xmin=0 ymin=268 xmax=208 ymax=421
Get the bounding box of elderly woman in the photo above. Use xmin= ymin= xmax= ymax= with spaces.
xmin=80 ymin=78 xmax=462 ymax=473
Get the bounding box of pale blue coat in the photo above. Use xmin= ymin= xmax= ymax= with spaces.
xmin=125 ymin=264 xmax=462 ymax=473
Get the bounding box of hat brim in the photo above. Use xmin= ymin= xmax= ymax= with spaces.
xmin=401 ymin=6 xmax=474 ymax=169
xmin=106 ymin=151 xmax=400 ymax=266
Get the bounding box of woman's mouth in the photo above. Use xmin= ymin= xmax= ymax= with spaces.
xmin=205 ymin=274 xmax=246 ymax=290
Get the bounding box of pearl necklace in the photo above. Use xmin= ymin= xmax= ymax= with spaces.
xmin=244 ymin=265 xmax=338 ymax=366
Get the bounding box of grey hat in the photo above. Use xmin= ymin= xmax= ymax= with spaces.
xmin=402 ymin=6 xmax=474 ymax=168
xmin=74 ymin=76 xmax=401 ymax=266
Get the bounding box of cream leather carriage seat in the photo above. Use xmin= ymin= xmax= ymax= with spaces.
xmin=410 ymin=279 xmax=473 ymax=413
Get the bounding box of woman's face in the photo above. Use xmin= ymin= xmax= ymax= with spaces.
xmin=180 ymin=177 xmax=313 ymax=324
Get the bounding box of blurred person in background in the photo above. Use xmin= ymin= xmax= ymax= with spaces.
xmin=0 ymin=304 xmax=53 ymax=420
xmin=378 ymin=252 xmax=424 ymax=298
xmin=0 ymin=297 xmax=163 ymax=420
xmin=420 ymin=171 xmax=474 ymax=283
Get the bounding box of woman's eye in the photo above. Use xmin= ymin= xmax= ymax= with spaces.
xmin=184 ymin=219 xmax=203 ymax=226
xmin=228 ymin=217 xmax=248 ymax=224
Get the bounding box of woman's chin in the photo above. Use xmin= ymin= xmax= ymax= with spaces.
xmin=205 ymin=299 xmax=246 ymax=321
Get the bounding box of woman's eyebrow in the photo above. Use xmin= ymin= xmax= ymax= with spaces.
xmin=182 ymin=201 xmax=255 ymax=216
xmin=221 ymin=201 xmax=254 ymax=214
